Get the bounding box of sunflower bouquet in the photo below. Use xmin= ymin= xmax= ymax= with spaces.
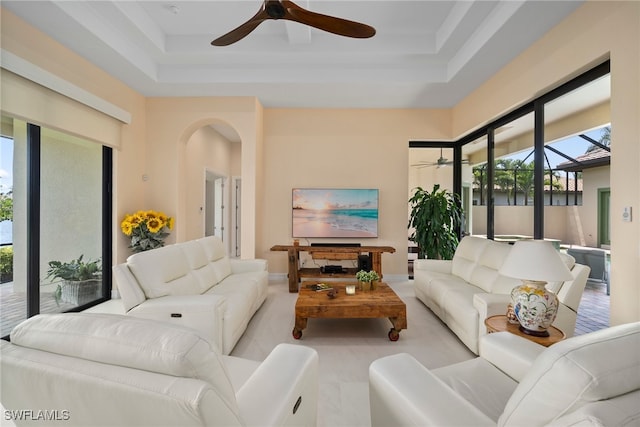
xmin=121 ymin=210 xmax=174 ymax=253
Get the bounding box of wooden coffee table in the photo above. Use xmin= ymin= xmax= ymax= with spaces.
xmin=293 ymin=281 xmax=407 ymax=341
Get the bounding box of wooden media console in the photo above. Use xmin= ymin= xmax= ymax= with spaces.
xmin=270 ymin=244 xmax=396 ymax=292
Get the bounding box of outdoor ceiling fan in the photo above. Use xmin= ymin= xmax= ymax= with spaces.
xmin=411 ymin=148 xmax=470 ymax=169
xmin=211 ymin=0 xmax=376 ymax=46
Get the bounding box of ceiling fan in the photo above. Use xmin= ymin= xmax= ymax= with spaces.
xmin=211 ymin=0 xmax=376 ymax=46
xmin=411 ymin=148 xmax=470 ymax=169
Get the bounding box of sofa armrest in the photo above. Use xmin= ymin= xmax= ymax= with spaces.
xmin=473 ymin=293 xmax=511 ymax=329
xmin=229 ymin=258 xmax=268 ymax=274
xmin=479 ymin=332 xmax=545 ymax=382
xmin=128 ymin=294 xmax=227 ymax=353
xmin=557 ymin=263 xmax=590 ymax=312
xmin=236 ymin=344 xmax=319 ymax=427
xmin=413 ymin=258 xmax=453 ymax=274
xmin=369 ymin=353 xmax=495 ymax=427
xmin=112 ymin=264 xmax=147 ymax=312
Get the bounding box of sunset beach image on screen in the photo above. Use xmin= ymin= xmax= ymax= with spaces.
xmin=292 ymin=189 xmax=378 ymax=238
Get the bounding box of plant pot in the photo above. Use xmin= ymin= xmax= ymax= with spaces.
xmin=371 ymin=280 xmax=378 ymax=290
xmin=360 ymin=280 xmax=371 ymax=291
xmin=60 ymin=279 xmax=101 ymax=305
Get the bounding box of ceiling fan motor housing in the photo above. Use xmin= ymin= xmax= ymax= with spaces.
xmin=265 ymin=1 xmax=286 ymax=19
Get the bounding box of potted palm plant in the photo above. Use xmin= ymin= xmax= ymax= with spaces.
xmin=46 ymin=255 xmax=102 ymax=305
xmin=408 ymin=184 xmax=463 ymax=260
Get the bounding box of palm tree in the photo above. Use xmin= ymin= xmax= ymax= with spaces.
xmin=586 ymin=126 xmax=611 ymax=152
xmin=514 ymin=160 xmax=534 ymax=205
xmin=495 ymin=159 xmax=519 ymax=205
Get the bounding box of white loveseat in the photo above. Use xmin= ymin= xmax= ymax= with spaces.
xmin=414 ymin=236 xmax=590 ymax=354
xmin=1 ymin=313 xmax=319 ymax=427
xmin=113 ymin=235 xmax=268 ymax=354
xmin=370 ymin=322 xmax=640 ymax=426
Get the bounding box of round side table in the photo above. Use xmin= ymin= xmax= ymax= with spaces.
xmin=484 ymin=315 xmax=565 ymax=347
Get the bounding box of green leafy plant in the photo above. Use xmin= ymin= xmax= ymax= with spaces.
xmin=355 ymin=269 xmax=379 ymax=282
xmin=0 ymin=246 xmax=13 ymax=283
xmin=46 ymin=255 xmax=102 ymax=305
xmin=408 ymin=184 xmax=463 ymax=260
xmin=46 ymin=255 xmax=102 ymax=282
xmin=0 ymin=193 xmax=12 ymax=222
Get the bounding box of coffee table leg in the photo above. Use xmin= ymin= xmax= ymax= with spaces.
xmin=388 ymin=328 xmax=400 ymax=341
xmin=293 ymin=316 xmax=307 ymax=340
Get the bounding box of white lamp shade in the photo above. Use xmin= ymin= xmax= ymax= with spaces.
xmin=499 ymin=240 xmax=573 ymax=282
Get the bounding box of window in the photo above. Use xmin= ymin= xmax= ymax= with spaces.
xmin=463 ymin=61 xmax=610 ymax=240
xmin=0 ymin=117 xmax=112 ymax=338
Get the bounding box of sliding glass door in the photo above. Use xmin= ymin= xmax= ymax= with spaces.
xmin=0 ymin=117 xmax=111 ymax=337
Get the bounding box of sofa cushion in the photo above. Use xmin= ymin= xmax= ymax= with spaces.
xmin=469 ymin=240 xmax=512 ymax=292
xmin=180 ymin=240 xmax=219 ymax=293
xmin=9 ymin=313 xmax=239 ymax=414
xmin=499 ymin=322 xmax=640 ymax=426
xmin=434 ymin=357 xmax=518 ymax=422
xmin=127 ymin=245 xmax=201 ymax=298
xmin=429 ymin=275 xmax=478 ymax=313
xmin=198 ymin=235 xmax=227 ymax=261
xmin=212 ymin=256 xmax=233 ymax=282
xmin=451 ymin=237 xmax=488 ymax=282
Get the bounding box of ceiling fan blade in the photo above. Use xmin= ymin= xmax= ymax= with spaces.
xmin=211 ymin=7 xmax=270 ymax=46
xmin=410 ymin=162 xmax=437 ymax=168
xmin=212 ymin=0 xmax=375 ymax=46
xmin=284 ymin=0 xmax=375 ymax=39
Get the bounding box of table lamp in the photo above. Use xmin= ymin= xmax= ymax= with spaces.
xmin=499 ymin=240 xmax=573 ymax=337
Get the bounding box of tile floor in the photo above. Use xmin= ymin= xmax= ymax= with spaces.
xmin=574 ymin=279 xmax=610 ymax=335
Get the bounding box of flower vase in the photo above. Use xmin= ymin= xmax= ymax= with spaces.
xmin=510 ymin=280 xmax=559 ymax=336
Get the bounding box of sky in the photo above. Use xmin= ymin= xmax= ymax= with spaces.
xmin=507 ymin=127 xmax=607 ymax=169
xmin=0 ymin=136 xmax=13 ymax=194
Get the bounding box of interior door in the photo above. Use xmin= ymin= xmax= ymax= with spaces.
xmin=205 ymin=170 xmax=225 ymax=240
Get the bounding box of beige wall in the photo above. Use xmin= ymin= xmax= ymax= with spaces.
xmin=261 ymin=108 xmax=451 ymax=276
xmin=1 ymin=2 xmax=638 ymax=323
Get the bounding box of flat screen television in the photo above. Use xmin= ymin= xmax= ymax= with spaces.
xmin=292 ymin=188 xmax=379 ymax=238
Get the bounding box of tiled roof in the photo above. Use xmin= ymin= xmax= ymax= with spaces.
xmin=556 ymin=148 xmax=610 ymax=171
xmin=545 ymin=177 xmax=583 ymax=192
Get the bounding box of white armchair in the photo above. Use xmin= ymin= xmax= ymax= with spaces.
xmin=1 ymin=313 xmax=319 ymax=427
xmin=369 ymin=322 xmax=640 ymax=426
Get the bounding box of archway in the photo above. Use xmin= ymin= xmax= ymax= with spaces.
xmin=179 ymin=119 xmax=242 ymax=256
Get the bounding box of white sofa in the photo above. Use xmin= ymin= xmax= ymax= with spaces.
xmin=369 ymin=322 xmax=640 ymax=426
xmin=113 ymin=235 xmax=268 ymax=355
xmin=414 ymin=236 xmax=590 ymax=354
xmin=1 ymin=313 xmax=319 ymax=427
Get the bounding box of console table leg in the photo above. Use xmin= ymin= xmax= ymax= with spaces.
xmin=371 ymin=252 xmax=383 ymax=278
xmin=288 ymin=249 xmax=299 ymax=292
